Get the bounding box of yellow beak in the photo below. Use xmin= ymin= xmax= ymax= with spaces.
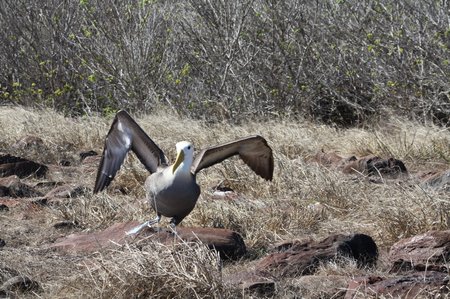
xmin=172 ymin=150 xmax=185 ymax=173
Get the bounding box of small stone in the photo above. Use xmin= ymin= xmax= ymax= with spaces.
xmin=53 ymin=220 xmax=79 ymax=229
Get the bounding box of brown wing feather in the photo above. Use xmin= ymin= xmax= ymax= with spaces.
xmin=191 ymin=135 xmax=274 ymax=180
xmin=93 ymin=110 xmax=167 ymax=193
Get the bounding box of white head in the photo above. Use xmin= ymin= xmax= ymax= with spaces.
xmin=172 ymin=141 xmax=195 ymax=174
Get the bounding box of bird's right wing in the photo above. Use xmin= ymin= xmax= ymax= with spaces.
xmin=93 ymin=110 xmax=168 ymax=193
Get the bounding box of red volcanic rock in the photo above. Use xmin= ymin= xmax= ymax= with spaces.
xmin=345 ymin=272 xmax=449 ymax=298
xmin=256 ymin=233 xmax=378 ymax=277
xmin=389 ymin=230 xmax=450 ymax=273
xmin=0 ymin=155 xmax=48 ymax=178
xmin=226 ymin=234 xmax=376 ymax=296
xmin=50 ymin=222 xmax=246 ymax=260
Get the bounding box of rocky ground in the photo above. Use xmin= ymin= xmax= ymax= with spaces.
xmin=0 ymin=108 xmax=450 ymax=298
xmin=1 ymin=140 xmax=449 ymax=298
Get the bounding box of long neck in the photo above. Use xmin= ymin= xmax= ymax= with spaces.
xmin=173 ymin=156 xmax=193 ymax=177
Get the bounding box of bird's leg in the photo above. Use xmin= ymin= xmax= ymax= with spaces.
xmin=169 ymin=222 xmax=177 ymax=235
xmin=169 ymin=217 xmax=179 ymax=235
xmin=126 ymin=215 xmax=161 ymax=235
xmin=147 ymin=214 xmax=161 ymax=228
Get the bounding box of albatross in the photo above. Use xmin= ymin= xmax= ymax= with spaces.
xmin=93 ymin=110 xmax=274 ymax=235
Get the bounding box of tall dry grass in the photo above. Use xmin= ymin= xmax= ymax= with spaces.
xmin=55 ymin=242 xmax=232 ymax=298
xmin=0 ymin=107 xmax=449 ymax=297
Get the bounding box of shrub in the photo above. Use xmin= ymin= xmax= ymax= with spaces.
xmin=1 ymin=0 xmax=449 ymax=125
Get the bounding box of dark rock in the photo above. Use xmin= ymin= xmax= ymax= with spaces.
xmin=367 ymin=156 xmax=407 ymax=176
xmin=0 ymin=176 xmax=43 ymax=198
xmin=389 ymin=230 xmax=450 ymax=273
xmin=0 ymin=239 xmax=5 ymax=248
xmin=311 ymin=151 xmax=408 ymax=180
xmin=343 ymin=155 xmax=408 ymax=178
xmin=50 ymin=222 xmax=247 ymax=260
xmin=256 ymin=233 xmax=377 ymax=277
xmin=32 ymin=181 xmax=65 ymax=195
xmin=345 ymin=272 xmax=449 ymax=298
xmin=0 ymin=155 xmax=48 ymax=178
xmin=173 ymin=227 xmax=247 ymax=260
xmin=53 ymin=220 xmax=79 ymax=230
xmin=59 ymin=159 xmax=71 ymax=166
xmin=337 ymin=233 xmax=378 ymax=267
xmin=79 ymin=150 xmax=98 ymax=161
xmin=0 ymin=204 xmax=9 ymax=212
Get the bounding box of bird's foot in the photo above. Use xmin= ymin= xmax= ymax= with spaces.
xmin=126 ymin=217 xmax=161 ymax=235
xmin=126 ymin=221 xmax=150 ymax=235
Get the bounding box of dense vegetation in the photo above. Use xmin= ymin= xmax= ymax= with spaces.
xmin=1 ymin=0 xmax=449 ymax=125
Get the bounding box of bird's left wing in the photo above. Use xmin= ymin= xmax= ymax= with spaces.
xmin=191 ymin=135 xmax=274 ymax=180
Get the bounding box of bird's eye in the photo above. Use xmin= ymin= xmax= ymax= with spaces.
xmin=187 ymin=146 xmax=191 ymax=150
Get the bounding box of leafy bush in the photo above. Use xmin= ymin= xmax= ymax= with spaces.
xmin=1 ymin=0 xmax=449 ymax=125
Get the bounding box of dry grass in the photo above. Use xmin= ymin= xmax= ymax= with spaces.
xmin=0 ymin=106 xmax=449 ymax=298
xmin=54 ymin=241 xmax=232 ymax=298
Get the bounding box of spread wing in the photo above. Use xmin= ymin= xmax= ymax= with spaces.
xmin=191 ymin=135 xmax=274 ymax=180
xmin=93 ymin=110 xmax=168 ymax=193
